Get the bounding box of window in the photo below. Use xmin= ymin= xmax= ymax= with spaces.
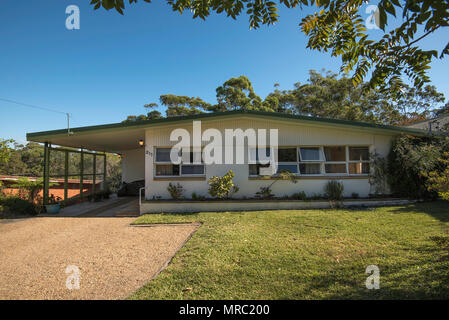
xmin=155 ymin=148 xmax=175 ymax=162
xmin=155 ymin=147 xmax=205 ymax=177
xmin=348 ymin=147 xmax=370 ymax=174
xmin=299 ymin=163 xmax=321 ymax=175
xmin=299 ymin=147 xmax=323 ymax=175
xmin=299 ymin=147 xmax=322 ymax=161
xmin=249 ymin=163 xmax=270 ymax=176
xmin=155 ymin=164 xmax=179 ymax=176
xmin=249 ymin=148 xmax=274 ymax=176
xmin=278 ymin=148 xmax=297 ymax=162
xmin=276 ymin=147 xmax=298 ymax=174
xmin=324 ymin=146 xmax=347 ymax=174
xmin=277 ymin=164 xmax=298 ymax=174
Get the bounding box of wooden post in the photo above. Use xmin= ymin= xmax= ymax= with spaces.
xmin=64 ymin=150 xmax=69 ymax=203
xmin=93 ymin=154 xmax=96 ymax=196
xmin=80 ymin=149 xmax=84 ymax=201
xmin=103 ymin=154 xmax=107 ymax=191
xmin=43 ymin=142 xmax=50 ymax=205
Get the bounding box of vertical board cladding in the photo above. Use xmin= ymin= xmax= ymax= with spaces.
xmin=143 ymin=117 xmax=395 ymax=199
xmin=121 ymin=148 xmax=145 ymax=183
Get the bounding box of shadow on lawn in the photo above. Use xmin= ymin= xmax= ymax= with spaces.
xmin=287 ymin=257 xmax=449 ymax=300
xmin=389 ymin=201 xmax=449 ymax=223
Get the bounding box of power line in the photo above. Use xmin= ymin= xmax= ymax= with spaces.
xmin=0 ymin=97 xmax=74 ymax=135
xmin=0 ymin=97 xmax=68 ymax=115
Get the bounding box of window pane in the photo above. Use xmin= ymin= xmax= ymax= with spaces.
xmin=299 ymin=147 xmax=321 ymax=161
xmin=324 ymin=146 xmax=346 ymax=161
xmin=156 ymin=148 xmax=175 ymax=162
xmin=278 ymin=148 xmax=297 ymax=162
xmin=181 ymin=165 xmax=204 ymax=175
xmin=249 ymin=164 xmax=258 ymax=175
xmin=349 ymin=147 xmax=369 ymax=161
xmin=276 ymin=164 xmax=298 ymax=174
xmin=249 ymin=163 xmax=269 ymax=175
xmin=325 ymin=164 xmax=346 ymax=174
xmin=155 ymin=164 xmax=179 ymax=176
xmin=299 ymin=163 xmax=321 ymax=175
xmin=349 ymin=162 xmax=370 ymax=174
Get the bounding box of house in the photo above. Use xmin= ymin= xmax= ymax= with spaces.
xmin=26 ymin=110 xmax=427 ymax=213
xmin=405 ymin=113 xmax=449 ymax=133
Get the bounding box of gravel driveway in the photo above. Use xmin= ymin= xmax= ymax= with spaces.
xmin=0 ymin=217 xmax=199 ymax=300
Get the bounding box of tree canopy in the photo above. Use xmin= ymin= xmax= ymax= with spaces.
xmin=124 ymin=70 xmax=447 ymax=125
xmin=91 ymin=0 xmax=449 ymax=94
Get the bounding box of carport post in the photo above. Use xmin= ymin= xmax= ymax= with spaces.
xmin=64 ymin=150 xmax=68 ymax=203
xmin=93 ymin=154 xmax=96 ymax=196
xmin=43 ymin=142 xmax=50 ymax=205
xmin=80 ymin=149 xmax=84 ymax=201
xmin=103 ymin=154 xmax=107 ymax=191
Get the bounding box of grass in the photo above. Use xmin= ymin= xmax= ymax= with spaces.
xmin=129 ymin=201 xmax=449 ymax=299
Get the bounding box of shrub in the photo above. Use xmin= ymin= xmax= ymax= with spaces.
xmin=0 ymin=197 xmax=40 ymax=216
xmin=425 ymin=152 xmax=449 ymax=201
xmin=167 ymin=183 xmax=184 ymax=200
xmin=208 ymin=170 xmax=239 ymax=199
xmin=255 ymin=169 xmax=297 ymax=199
xmin=291 ymin=191 xmax=307 ymax=200
xmin=255 ymin=186 xmax=275 ymax=199
xmin=351 ymin=192 xmax=359 ymax=199
xmin=387 ymin=135 xmax=449 ymax=198
xmin=324 ymin=181 xmax=344 ymax=200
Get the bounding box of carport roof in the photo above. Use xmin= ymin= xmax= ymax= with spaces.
xmin=26 ymin=110 xmax=428 ymax=153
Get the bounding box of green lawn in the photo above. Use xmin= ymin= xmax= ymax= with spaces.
xmin=129 ymin=201 xmax=449 ymax=299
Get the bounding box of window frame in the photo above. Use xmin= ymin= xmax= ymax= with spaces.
xmin=154 ymin=146 xmax=206 ymax=178
xmin=348 ymin=146 xmax=370 ymax=175
xmin=298 ymin=146 xmax=324 ymax=176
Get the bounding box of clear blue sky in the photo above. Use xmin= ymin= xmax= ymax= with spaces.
xmin=1 ymin=0 xmax=448 ymax=143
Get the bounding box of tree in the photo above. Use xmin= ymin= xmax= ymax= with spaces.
xmin=0 ymin=139 xmax=13 ymax=165
xmin=91 ymin=0 xmax=449 ymax=94
xmin=124 ymin=70 xmax=446 ymax=125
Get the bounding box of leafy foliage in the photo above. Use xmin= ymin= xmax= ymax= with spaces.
xmin=167 ymin=182 xmax=185 ymax=200
xmin=324 ymin=180 xmax=344 ymax=200
xmin=424 ymin=152 xmax=449 ymax=201
xmin=0 ymin=139 xmax=13 ymax=165
xmin=369 ymin=153 xmax=389 ymax=195
xmin=91 ymin=0 xmax=449 ymax=94
xmin=208 ymin=170 xmax=239 ymax=199
xmin=0 ymin=196 xmax=41 ymax=216
xmin=125 ymin=70 xmax=446 ymax=125
xmin=255 ymin=169 xmax=297 ymax=199
xmin=387 ymin=134 xmax=449 ymax=198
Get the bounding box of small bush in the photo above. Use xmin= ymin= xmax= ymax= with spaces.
xmin=324 ymin=181 xmax=344 ymax=201
xmin=255 ymin=186 xmax=275 ymax=199
xmin=0 ymin=197 xmax=40 ymax=216
xmin=167 ymin=183 xmax=184 ymax=200
xmin=208 ymin=170 xmax=239 ymax=199
xmin=351 ymin=192 xmax=359 ymax=199
xmin=291 ymin=191 xmax=307 ymax=200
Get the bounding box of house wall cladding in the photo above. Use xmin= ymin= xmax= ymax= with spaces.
xmin=140 ymin=117 xmax=394 ymax=199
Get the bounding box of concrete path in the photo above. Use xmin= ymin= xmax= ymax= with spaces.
xmin=0 ymin=217 xmax=199 ymax=299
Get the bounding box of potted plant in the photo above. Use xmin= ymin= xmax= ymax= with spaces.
xmin=45 ymin=194 xmax=62 ymax=214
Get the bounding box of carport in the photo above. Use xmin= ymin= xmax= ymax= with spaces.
xmin=27 ymin=122 xmax=147 ymax=205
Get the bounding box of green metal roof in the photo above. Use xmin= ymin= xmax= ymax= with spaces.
xmin=27 ymin=110 xmax=428 ymax=140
